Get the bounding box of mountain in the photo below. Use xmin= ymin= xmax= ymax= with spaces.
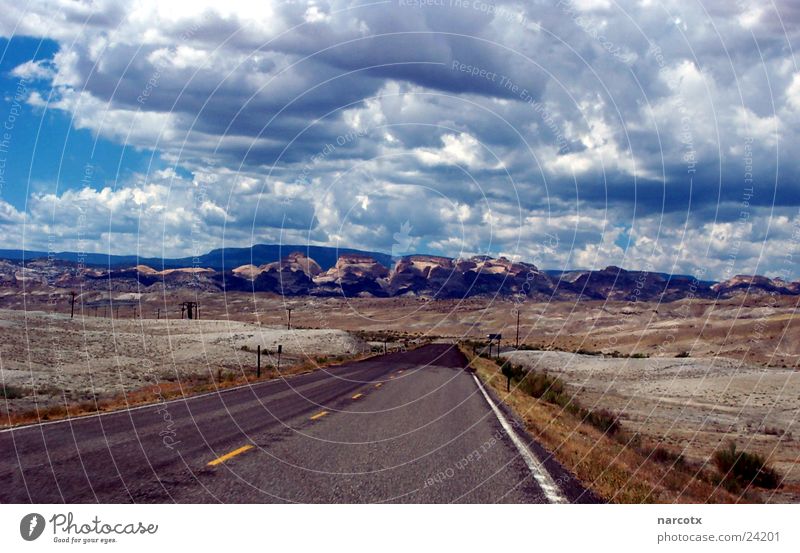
xmin=181 ymin=245 xmax=393 ymax=272
xmin=2 ymin=246 xmax=799 ymax=302
xmin=0 ymin=244 xmax=393 ymax=272
xmin=221 ymin=251 xmax=318 ymax=295
xmin=550 ymin=266 xmax=717 ymax=301
xmin=314 ymin=253 xmax=390 ymax=297
xmin=711 ymin=274 xmax=800 ymax=297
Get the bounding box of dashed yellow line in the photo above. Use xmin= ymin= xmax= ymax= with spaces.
xmin=207 ymin=444 xmax=253 ymax=466
xmin=374 ymin=383 xmax=383 ymax=388
xmin=310 ymin=411 xmax=329 ymax=420
xmin=351 ymin=393 xmax=363 ymax=400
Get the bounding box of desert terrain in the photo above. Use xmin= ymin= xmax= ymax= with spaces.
xmin=0 ymin=307 xmax=367 ymax=415
xmin=500 ymin=350 xmax=800 ymax=501
xmin=4 ymin=290 xmax=799 ymax=366
xmin=181 ymin=293 xmax=800 ymax=369
xmin=2 ymin=291 xmax=799 ymax=500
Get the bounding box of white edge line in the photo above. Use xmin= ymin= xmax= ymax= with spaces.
xmin=472 ymin=373 xmax=567 ymax=504
xmin=0 ymin=370 xmax=316 ymax=434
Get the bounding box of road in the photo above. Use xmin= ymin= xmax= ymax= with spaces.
xmin=0 ymin=344 xmax=597 ymax=503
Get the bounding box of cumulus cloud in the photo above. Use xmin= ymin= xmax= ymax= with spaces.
xmin=1 ymin=0 xmax=799 ymax=278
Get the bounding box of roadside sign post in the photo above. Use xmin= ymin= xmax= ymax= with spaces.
xmin=257 ymin=345 xmax=261 ymax=378
xmin=487 ymin=334 xmax=502 ymax=358
xmin=277 ymin=344 xmax=282 ymax=371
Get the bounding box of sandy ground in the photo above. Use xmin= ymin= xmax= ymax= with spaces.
xmin=147 ymin=294 xmax=800 ymax=369
xmin=5 ymin=291 xmax=800 ymax=367
xmin=0 ymin=308 xmax=366 ymax=413
xmin=501 ymin=350 xmax=800 ymax=497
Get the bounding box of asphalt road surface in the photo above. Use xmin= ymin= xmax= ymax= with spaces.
xmin=0 ymin=344 xmax=597 ymax=503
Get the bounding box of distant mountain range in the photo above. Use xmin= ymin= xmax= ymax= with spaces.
xmin=0 ymin=245 xmax=393 ymax=272
xmin=1 ymin=245 xmax=798 ymax=302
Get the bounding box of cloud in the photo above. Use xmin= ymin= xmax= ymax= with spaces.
xmin=413 ymin=132 xmax=499 ymax=170
xmin=1 ymin=0 xmax=800 ymax=278
xmin=9 ymin=59 xmax=55 ymax=81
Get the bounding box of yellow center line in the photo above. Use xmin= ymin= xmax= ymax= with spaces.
xmin=351 ymin=393 xmax=363 ymax=399
xmin=310 ymin=410 xmax=329 ymax=420
xmin=374 ymin=383 xmax=383 ymax=388
xmin=207 ymin=444 xmax=254 ymax=467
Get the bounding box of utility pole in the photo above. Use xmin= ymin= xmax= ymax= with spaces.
xmin=287 ymin=308 xmax=292 ymax=330
xmin=70 ymin=291 xmax=76 ymax=319
xmin=515 ymin=309 xmax=520 ymax=349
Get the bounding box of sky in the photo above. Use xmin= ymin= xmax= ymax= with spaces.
xmin=0 ymin=0 xmax=799 ymax=281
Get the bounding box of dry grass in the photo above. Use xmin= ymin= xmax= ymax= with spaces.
xmin=462 ymin=346 xmax=742 ymax=503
